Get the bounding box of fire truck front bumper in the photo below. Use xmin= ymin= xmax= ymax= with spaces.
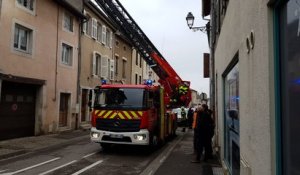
xmin=90 ymin=127 xmax=150 ymax=145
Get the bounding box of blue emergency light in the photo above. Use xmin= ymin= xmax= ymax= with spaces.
xmin=146 ymin=79 xmax=153 ymax=86
xmin=101 ymin=79 xmax=107 ymax=84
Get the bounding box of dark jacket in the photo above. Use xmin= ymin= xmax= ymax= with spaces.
xmin=195 ymin=111 xmax=214 ymax=137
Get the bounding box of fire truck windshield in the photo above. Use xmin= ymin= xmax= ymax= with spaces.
xmin=94 ymin=88 xmax=146 ymax=109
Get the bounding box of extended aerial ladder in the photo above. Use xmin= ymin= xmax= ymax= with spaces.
xmin=95 ymin=0 xmax=191 ymax=108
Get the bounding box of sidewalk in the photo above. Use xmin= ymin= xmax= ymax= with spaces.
xmin=154 ymin=128 xmax=222 ymax=175
xmin=0 ymin=129 xmax=90 ymax=161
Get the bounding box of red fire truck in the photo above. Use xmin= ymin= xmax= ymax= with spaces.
xmin=90 ymin=0 xmax=191 ymax=149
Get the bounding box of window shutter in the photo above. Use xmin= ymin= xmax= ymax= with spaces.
xmin=97 ymin=24 xmax=102 ymax=42
xmin=110 ymin=59 xmax=114 ymax=80
xmin=102 ymin=25 xmax=106 ymax=44
xmin=109 ymin=31 xmax=113 ymax=48
xmin=101 ymin=56 xmax=108 ymax=79
xmin=92 ymin=51 xmax=96 ymax=75
xmin=92 ymin=18 xmax=97 ymax=39
xmin=82 ymin=22 xmax=87 ymax=33
xmin=82 ymin=10 xmax=87 ymax=33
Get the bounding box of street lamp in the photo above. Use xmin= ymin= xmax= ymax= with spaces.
xmin=186 ymin=12 xmax=206 ymax=33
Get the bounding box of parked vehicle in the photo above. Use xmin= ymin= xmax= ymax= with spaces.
xmin=90 ymin=84 xmax=177 ymax=149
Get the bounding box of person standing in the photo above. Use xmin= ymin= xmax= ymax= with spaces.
xmin=206 ymin=109 xmax=215 ymax=160
xmin=191 ymin=104 xmax=214 ymax=163
xmin=192 ymin=106 xmax=201 ymax=154
xmin=181 ymin=107 xmax=187 ymax=132
xmin=187 ymin=107 xmax=194 ymax=129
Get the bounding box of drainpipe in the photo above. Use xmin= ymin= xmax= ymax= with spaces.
xmin=76 ymin=8 xmax=89 ymax=128
xmin=75 ymin=18 xmax=82 ymax=130
xmin=210 ymin=0 xmax=219 ymax=153
xmin=53 ymin=4 xmax=59 ymax=101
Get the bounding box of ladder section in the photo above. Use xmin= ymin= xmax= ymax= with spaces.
xmin=95 ymin=0 xmax=181 ymax=81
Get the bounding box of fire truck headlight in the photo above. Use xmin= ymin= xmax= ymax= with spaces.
xmin=134 ymin=134 xmax=146 ymax=141
xmin=91 ymin=132 xmax=100 ymax=138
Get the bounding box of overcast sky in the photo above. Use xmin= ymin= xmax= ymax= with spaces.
xmin=118 ymin=0 xmax=210 ymax=95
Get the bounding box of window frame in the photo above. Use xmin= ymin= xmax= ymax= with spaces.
xmin=63 ymin=11 xmax=74 ymax=33
xmin=12 ymin=21 xmax=34 ymax=56
xmin=97 ymin=22 xmax=102 ymax=42
xmin=274 ymin=1 xmax=300 ymax=174
xmin=101 ymin=25 xmax=107 ymax=45
xmin=122 ymin=57 xmax=127 ymax=79
xmin=109 ymin=59 xmax=114 ymax=80
xmin=222 ymin=57 xmax=240 ymax=175
xmin=61 ymin=43 xmax=73 ymax=66
xmin=16 ymin=0 xmax=35 ymax=15
xmin=91 ymin=18 xmax=97 ymax=39
xmin=115 ymin=55 xmax=119 ymax=75
xmin=92 ymin=51 xmax=102 ymax=77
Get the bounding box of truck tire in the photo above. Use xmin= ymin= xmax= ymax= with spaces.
xmin=149 ymin=134 xmax=158 ymax=150
xmin=100 ymin=143 xmax=111 ymax=150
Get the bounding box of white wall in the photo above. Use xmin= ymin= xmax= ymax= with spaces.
xmin=214 ymin=0 xmax=275 ymax=174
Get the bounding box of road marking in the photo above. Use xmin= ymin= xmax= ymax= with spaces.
xmin=39 ymin=160 xmax=77 ymax=175
xmin=3 ymin=157 xmax=60 ymax=175
xmin=148 ymin=170 xmax=153 ymax=175
xmin=71 ymin=160 xmax=103 ymax=175
xmin=159 ymin=156 xmax=166 ymax=163
xmin=82 ymin=152 xmax=97 ymax=158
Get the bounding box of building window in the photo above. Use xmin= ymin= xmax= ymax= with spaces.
xmin=63 ymin=12 xmax=73 ymax=32
xmin=122 ymin=59 xmax=127 ymax=78
xmin=97 ymin=22 xmax=102 ymax=42
xmin=135 ymin=74 xmax=138 ymax=85
xmin=17 ymin=0 xmax=34 ymax=11
xmin=139 ymin=56 xmax=142 ymax=68
xmin=92 ymin=53 xmax=109 ymax=79
xmin=14 ymin=23 xmax=33 ymax=54
xmin=224 ymin=62 xmax=239 ymax=175
xmin=85 ymin=16 xmax=92 ymax=36
xmin=92 ymin=53 xmax=101 ymax=76
xmin=278 ymin=1 xmax=300 ymax=174
xmin=136 ymin=53 xmax=139 ymax=66
xmin=61 ymin=43 xmax=73 ymax=66
xmin=83 ymin=14 xmax=92 ymax=36
xmin=139 ymin=75 xmax=142 ymax=84
xmin=102 ymin=25 xmax=106 ymax=44
xmin=115 ymin=55 xmax=119 ymax=75
xmin=109 ymin=59 xmax=114 ymax=80
xmin=91 ymin=18 xmax=97 ymax=39
xmin=106 ymin=29 xmax=112 ymax=48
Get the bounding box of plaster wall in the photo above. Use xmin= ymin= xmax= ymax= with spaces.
xmin=0 ymin=0 xmax=80 ymax=133
xmin=131 ymin=49 xmax=143 ymax=84
xmin=214 ymin=0 xmax=274 ymax=174
xmin=80 ymin=6 xmax=114 ymax=88
xmin=114 ymin=35 xmax=132 ymax=84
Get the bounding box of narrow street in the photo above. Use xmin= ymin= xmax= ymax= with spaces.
xmin=0 ymin=128 xmax=218 ymax=175
xmin=0 ymin=136 xmax=162 ymax=175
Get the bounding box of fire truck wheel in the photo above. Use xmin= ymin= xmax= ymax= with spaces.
xmin=100 ymin=143 xmax=112 ymax=150
xmin=149 ymin=135 xmax=158 ymax=149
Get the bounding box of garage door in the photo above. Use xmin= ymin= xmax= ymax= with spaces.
xmin=0 ymin=81 xmax=36 ymax=140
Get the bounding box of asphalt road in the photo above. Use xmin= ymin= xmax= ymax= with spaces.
xmin=0 ymin=135 xmax=179 ymax=175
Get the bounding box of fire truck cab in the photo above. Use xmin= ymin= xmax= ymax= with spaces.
xmin=90 ymin=83 xmax=176 ymax=148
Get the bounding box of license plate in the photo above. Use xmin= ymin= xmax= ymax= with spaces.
xmin=110 ymin=134 xmax=123 ymax=138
